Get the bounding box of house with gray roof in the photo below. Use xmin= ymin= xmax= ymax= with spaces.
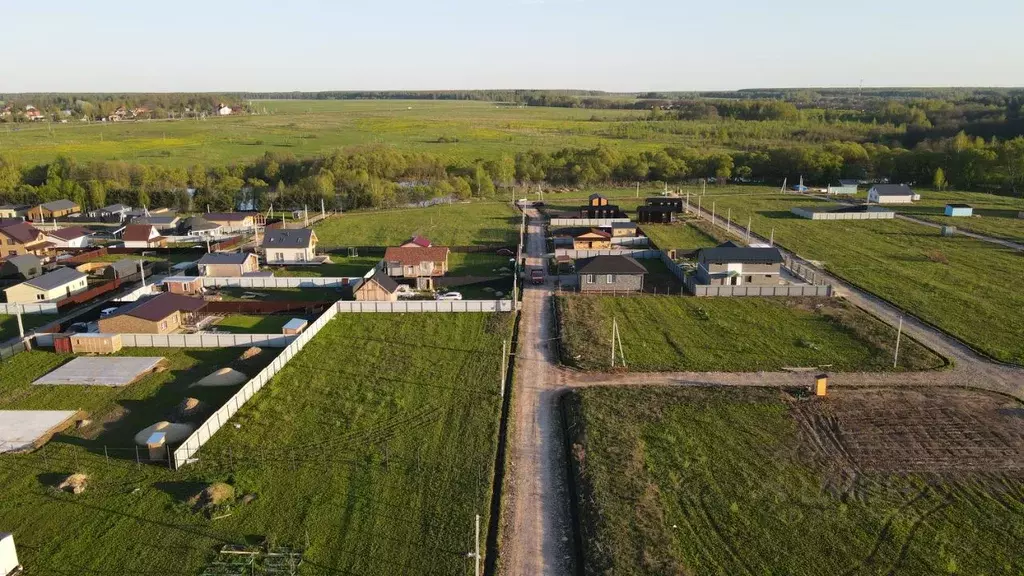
xmin=0 ymin=254 xmax=43 ymax=280
xmin=261 ymin=228 xmax=323 ymax=265
xmin=197 ymin=252 xmax=259 ymax=277
xmin=4 ymin=267 xmax=88 ymax=303
xmin=694 ymin=241 xmax=784 ymax=286
xmin=576 ymin=255 xmax=648 ymax=292
xmin=868 ymin=184 xmax=917 ymax=204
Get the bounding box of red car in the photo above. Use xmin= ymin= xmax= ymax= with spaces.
xmin=530 ymin=268 xmax=544 ymax=285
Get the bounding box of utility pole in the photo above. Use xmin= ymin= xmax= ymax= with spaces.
xmin=474 ymin=514 xmax=481 ymax=576
xmin=500 ymin=339 xmax=507 ymax=398
xmin=611 ymin=317 xmax=617 ymax=368
xmin=770 ymin=227 xmax=775 ymax=246
xmin=893 ymin=315 xmax=903 ymax=368
xmin=726 ymin=208 xmax=731 ymax=234
xmin=685 ymin=191 xmax=690 ymax=214
xmin=746 ymin=216 xmax=751 ymax=244
xmin=697 ymin=195 xmax=702 ymax=217
xmin=635 ymin=181 xmax=639 ymax=198
xmin=16 ymin=312 xmax=24 ymax=338
xmin=702 ymin=179 xmax=706 ymax=195
xmin=139 ymin=260 xmax=146 ymax=288
xmin=711 ymin=202 xmax=716 ymax=227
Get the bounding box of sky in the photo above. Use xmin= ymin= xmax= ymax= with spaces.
xmin=3 ymin=0 xmax=1023 ymax=92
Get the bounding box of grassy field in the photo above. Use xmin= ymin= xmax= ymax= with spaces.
xmin=693 ymin=189 xmax=1024 ymax=364
xmin=0 ymin=99 xmax=699 ymax=167
xmin=556 ymin=295 xmax=943 ymax=372
xmin=216 ymin=287 xmax=343 ymax=302
xmin=213 ymin=314 xmax=294 ymax=334
xmin=314 ymin=202 xmax=520 ymax=247
xmin=885 ymin=189 xmax=1024 ymax=242
xmin=0 ymin=313 xmax=512 ymax=575
xmin=566 ymin=386 xmax=1024 ymax=575
xmin=639 ymin=220 xmax=721 ymax=251
xmin=0 ymin=313 xmax=55 ymax=343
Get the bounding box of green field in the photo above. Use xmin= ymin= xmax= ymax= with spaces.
xmin=566 ymin=386 xmax=1024 ymax=575
xmin=314 ymin=202 xmax=520 ymax=247
xmin=0 ymin=313 xmax=511 ymax=574
xmin=886 ymin=189 xmax=1024 ymax=243
xmin=214 ymin=314 xmax=294 ymax=334
xmin=639 ymin=220 xmax=721 ymax=251
xmin=556 ymin=295 xmax=943 ymax=372
xmin=0 ymin=99 xmax=655 ymax=167
xmin=0 ymin=314 xmax=54 ymax=343
xmin=697 ymin=189 xmax=1024 ymax=364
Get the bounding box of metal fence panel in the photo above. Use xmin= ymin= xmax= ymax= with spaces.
xmin=0 ymin=303 xmax=59 ymax=315
xmin=550 ymin=218 xmax=632 ymax=227
xmin=554 ymin=248 xmax=662 ymax=259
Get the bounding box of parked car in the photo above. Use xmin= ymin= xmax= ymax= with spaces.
xmin=530 ymin=268 xmax=544 ymax=285
xmin=394 ymin=284 xmax=414 ymax=295
xmin=99 ymin=307 xmax=119 ymax=318
xmin=435 ymin=291 xmax=463 ymax=301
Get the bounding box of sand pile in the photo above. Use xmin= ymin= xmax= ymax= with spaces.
xmin=57 ymin=473 xmax=88 ymax=494
xmin=134 ymin=421 xmax=196 ymax=445
xmin=189 ymin=482 xmax=234 ymax=511
xmin=239 ymin=347 xmax=262 ymax=360
xmin=177 ymin=397 xmax=204 ymax=417
xmin=194 ymin=368 xmax=247 ymax=387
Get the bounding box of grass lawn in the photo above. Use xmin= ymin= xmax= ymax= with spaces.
xmin=314 ymin=202 xmax=520 ymax=247
xmin=0 ymin=313 xmax=55 ymax=343
xmin=0 ymin=313 xmax=512 ymax=574
xmin=83 ymin=251 xmax=202 ymax=265
xmin=216 ymin=287 xmax=343 ymax=302
xmin=268 ymin=256 xmax=380 ymax=278
xmin=214 ymin=314 xmax=294 ymax=334
xmin=886 ymin=189 xmax=1024 ymax=243
xmin=448 ymin=252 xmax=515 ymax=277
xmin=698 ymin=191 xmax=1024 ymax=364
xmin=556 ymin=295 xmax=944 ymax=372
xmin=640 ymin=220 xmax=720 ymax=251
xmin=566 ymin=386 xmax=1024 ymax=575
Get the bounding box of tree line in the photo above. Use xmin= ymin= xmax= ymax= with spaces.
xmin=0 ymin=134 xmax=1021 ymax=214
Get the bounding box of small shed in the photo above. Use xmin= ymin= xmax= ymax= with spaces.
xmin=146 ymin=431 xmax=167 ymax=461
xmin=587 ymin=193 xmax=608 ymax=207
xmin=103 ymin=258 xmax=139 ymax=280
xmin=637 ymin=205 xmax=675 ymax=224
xmin=282 ymin=318 xmax=308 ymax=335
xmin=944 ymin=203 xmax=973 ymax=217
xmin=70 ymin=333 xmax=122 ymax=354
xmin=0 ymin=532 xmax=20 ymax=576
xmin=163 ymin=276 xmax=204 ymax=296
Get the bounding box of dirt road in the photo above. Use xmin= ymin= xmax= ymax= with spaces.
xmin=498 ymin=204 xmax=1024 ymax=575
xmin=499 ymin=209 xmax=573 ymax=576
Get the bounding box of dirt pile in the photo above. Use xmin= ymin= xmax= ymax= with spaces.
xmin=177 ymin=397 xmax=204 ymax=417
xmin=56 ymin=473 xmax=88 ymax=494
xmin=239 ymin=347 xmax=262 ymax=360
xmin=189 ymin=482 xmax=235 ymax=511
xmin=195 ymin=368 xmax=247 ymax=387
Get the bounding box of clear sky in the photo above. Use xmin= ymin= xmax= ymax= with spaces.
xmin=4 ymin=0 xmax=1023 ymax=92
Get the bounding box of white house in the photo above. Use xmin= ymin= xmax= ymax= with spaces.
xmin=261 ymin=228 xmax=322 ymax=265
xmin=868 ymin=184 xmax=917 ymax=204
xmin=44 ymin=226 xmax=92 ymax=248
xmin=3 ymin=267 xmax=88 ymax=303
xmin=827 ymin=179 xmax=860 ymax=195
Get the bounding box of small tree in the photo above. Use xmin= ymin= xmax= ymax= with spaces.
xmin=932 ymin=167 xmax=947 ymax=191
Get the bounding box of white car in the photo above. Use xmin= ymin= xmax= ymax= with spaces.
xmin=99 ymin=307 xmax=119 ymax=318
xmin=434 ymin=291 xmax=463 ymax=301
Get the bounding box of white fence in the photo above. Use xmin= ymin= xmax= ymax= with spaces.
xmin=610 ymin=236 xmax=649 ymax=246
xmin=0 ymin=303 xmax=59 ymax=315
xmin=199 ymin=276 xmax=358 ymax=289
xmin=554 ymin=248 xmax=662 ymax=259
xmin=335 ymin=299 xmax=513 ymax=313
xmin=550 ymin=218 xmax=632 ymax=227
xmin=791 ymin=207 xmax=895 ymax=220
xmin=172 ymin=301 xmax=341 ymax=468
xmin=34 ymin=332 xmax=295 ymax=348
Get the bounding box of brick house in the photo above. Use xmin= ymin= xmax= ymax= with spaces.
xmin=0 ymin=222 xmax=51 ymax=257
xmin=97 ymin=293 xmax=207 ymax=334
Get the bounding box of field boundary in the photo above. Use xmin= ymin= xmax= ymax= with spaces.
xmin=34 ymin=332 xmax=295 ymax=348
xmin=197 ymin=276 xmax=358 ymax=289
xmin=171 ymin=300 xmax=341 ymax=468
xmin=0 ymin=303 xmax=59 ymax=315
xmin=335 ymin=300 xmax=513 ymax=313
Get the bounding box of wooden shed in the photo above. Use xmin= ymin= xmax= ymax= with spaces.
xmin=282 ymin=318 xmax=308 ymax=335
xmin=70 ymin=333 xmax=123 ymax=354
